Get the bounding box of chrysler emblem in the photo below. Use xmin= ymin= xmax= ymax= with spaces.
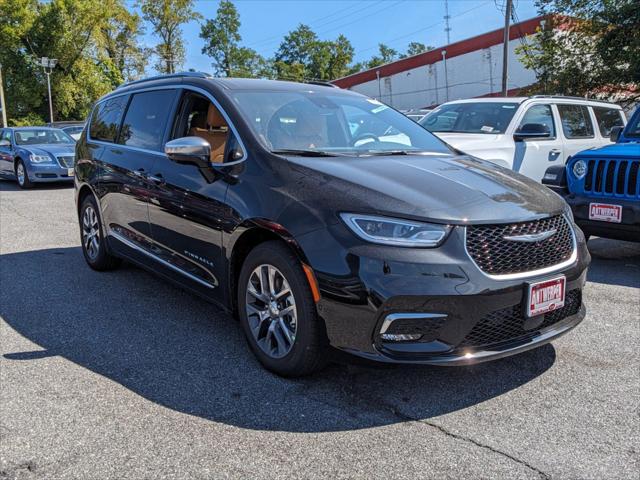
xmin=503 ymin=229 xmax=557 ymax=242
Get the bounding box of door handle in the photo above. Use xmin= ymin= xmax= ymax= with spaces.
xmin=147 ymin=173 xmax=165 ymax=185
xmin=550 ymin=149 xmax=562 ymax=154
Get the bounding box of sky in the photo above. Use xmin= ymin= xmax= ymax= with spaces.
xmin=128 ymin=0 xmax=540 ymax=75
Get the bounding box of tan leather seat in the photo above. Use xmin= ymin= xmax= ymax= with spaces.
xmin=189 ymin=104 xmax=229 ymax=163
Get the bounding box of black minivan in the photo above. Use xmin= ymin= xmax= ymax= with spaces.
xmin=75 ymin=72 xmax=590 ymax=376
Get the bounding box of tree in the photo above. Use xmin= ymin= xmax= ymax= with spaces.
xmin=200 ymin=0 xmax=267 ymax=77
xmin=274 ymin=25 xmax=354 ymax=81
xmin=138 ymin=0 xmax=201 ymax=74
xmin=97 ymin=5 xmax=147 ymax=84
xmin=366 ymin=44 xmax=398 ymax=69
xmin=518 ymin=0 xmax=639 ymax=106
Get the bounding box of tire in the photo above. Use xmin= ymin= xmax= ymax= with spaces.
xmin=15 ymin=160 xmax=33 ymax=189
xmin=237 ymin=240 xmax=327 ymax=377
xmin=79 ymin=194 xmax=121 ymax=271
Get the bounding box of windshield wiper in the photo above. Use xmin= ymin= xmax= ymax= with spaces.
xmin=360 ymin=150 xmax=427 ymax=156
xmin=271 ymin=148 xmax=343 ymax=157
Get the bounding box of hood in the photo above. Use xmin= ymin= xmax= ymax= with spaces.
xmin=432 ymin=132 xmax=507 ymax=151
xmin=574 ymin=142 xmax=640 ymax=158
xmin=284 ymin=153 xmax=565 ymax=225
xmin=22 ymin=144 xmax=75 ymax=157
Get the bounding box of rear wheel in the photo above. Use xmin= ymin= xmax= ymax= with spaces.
xmin=237 ymin=241 xmax=327 ymax=377
xmin=15 ymin=160 xmax=32 ymax=189
xmin=79 ymin=195 xmax=121 ymax=271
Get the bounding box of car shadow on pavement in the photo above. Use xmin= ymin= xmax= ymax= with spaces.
xmin=0 ymin=178 xmax=74 ymax=191
xmin=586 ymin=238 xmax=640 ymax=289
xmin=1 ymin=247 xmax=557 ymax=433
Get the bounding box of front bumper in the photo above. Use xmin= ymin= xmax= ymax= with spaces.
xmin=297 ymin=220 xmax=590 ymax=365
xmin=565 ymin=193 xmax=639 ymax=242
xmin=26 ymin=163 xmax=74 ymax=183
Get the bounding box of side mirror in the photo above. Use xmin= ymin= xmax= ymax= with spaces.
xmin=514 ymin=123 xmax=551 ymax=141
xmin=165 ymin=136 xmax=211 ymax=168
xmin=609 ymin=126 xmax=623 ymax=143
xmin=0 ymin=139 xmax=10 ymax=147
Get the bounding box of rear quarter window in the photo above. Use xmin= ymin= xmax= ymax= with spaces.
xmin=90 ymin=96 xmax=128 ymax=142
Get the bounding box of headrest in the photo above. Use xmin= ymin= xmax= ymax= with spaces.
xmin=190 ymin=112 xmax=207 ymax=129
xmin=207 ymin=104 xmax=227 ymax=129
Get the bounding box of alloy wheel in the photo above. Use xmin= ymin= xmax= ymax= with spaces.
xmin=82 ymin=205 xmax=100 ymax=260
xmin=16 ymin=163 xmax=25 ymax=186
xmin=245 ymin=264 xmax=298 ymax=359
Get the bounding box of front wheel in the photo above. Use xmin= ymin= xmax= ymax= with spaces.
xmin=237 ymin=241 xmax=327 ymax=377
xmin=15 ymin=160 xmax=32 ymax=189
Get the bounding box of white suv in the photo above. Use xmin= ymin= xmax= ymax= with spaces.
xmin=419 ymin=96 xmax=626 ymax=181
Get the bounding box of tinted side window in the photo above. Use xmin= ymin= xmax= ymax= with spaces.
xmin=518 ymin=104 xmax=556 ymax=137
xmin=592 ymin=107 xmax=624 ymax=137
xmin=558 ymin=104 xmax=594 ymax=138
xmin=90 ymin=96 xmax=128 ymax=142
xmin=0 ymin=129 xmax=11 ymax=143
xmin=119 ymin=90 xmax=176 ymax=151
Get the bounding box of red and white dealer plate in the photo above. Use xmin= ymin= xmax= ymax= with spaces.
xmin=589 ymin=203 xmax=622 ymax=223
xmin=527 ymin=276 xmax=566 ymax=318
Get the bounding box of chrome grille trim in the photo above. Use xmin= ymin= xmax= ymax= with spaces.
xmin=463 ymin=215 xmax=578 ymax=281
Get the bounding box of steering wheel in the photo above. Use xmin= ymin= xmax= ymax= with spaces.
xmin=352 ymin=132 xmax=379 ymax=147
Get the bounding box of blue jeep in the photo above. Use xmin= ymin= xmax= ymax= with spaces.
xmin=543 ymin=108 xmax=639 ymax=242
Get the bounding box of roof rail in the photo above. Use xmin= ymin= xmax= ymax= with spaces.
xmin=117 ymin=71 xmax=213 ymax=90
xmin=531 ymin=94 xmax=615 ymax=103
xmin=306 ymin=80 xmax=340 ymax=88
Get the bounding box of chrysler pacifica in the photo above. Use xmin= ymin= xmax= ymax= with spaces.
xmin=74 ymin=73 xmax=590 ymax=376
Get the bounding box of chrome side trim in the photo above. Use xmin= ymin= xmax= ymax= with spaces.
xmin=463 ymin=214 xmax=578 ymax=281
xmin=109 ymin=229 xmax=216 ymax=289
xmin=380 ymin=313 xmax=448 ymax=334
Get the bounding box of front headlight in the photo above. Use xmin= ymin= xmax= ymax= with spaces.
xmin=29 ymin=153 xmax=52 ymax=164
xmin=572 ymin=159 xmax=587 ymax=180
xmin=340 ymin=213 xmax=450 ymax=247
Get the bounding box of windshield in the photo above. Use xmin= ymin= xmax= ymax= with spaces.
xmin=62 ymin=126 xmax=84 ymax=135
xmin=419 ymin=102 xmax=519 ymax=134
xmin=625 ymin=111 xmax=640 ymax=138
xmin=230 ymin=90 xmax=453 ymax=156
xmin=14 ymin=129 xmax=74 ymax=145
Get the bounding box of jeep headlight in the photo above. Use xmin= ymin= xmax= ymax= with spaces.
xmin=572 ymin=159 xmax=587 ymax=180
xmin=29 ymin=153 xmax=53 ymax=164
xmin=340 ymin=213 xmax=450 ymax=247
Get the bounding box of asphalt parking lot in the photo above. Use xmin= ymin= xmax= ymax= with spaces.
xmin=0 ymin=180 xmax=638 ymax=480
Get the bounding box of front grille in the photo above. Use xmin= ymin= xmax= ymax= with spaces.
xmin=466 ymin=215 xmax=574 ymax=276
xmin=584 ymin=158 xmax=640 ymax=198
xmin=57 ymin=156 xmax=74 ymax=168
xmin=459 ymin=289 xmax=582 ymax=349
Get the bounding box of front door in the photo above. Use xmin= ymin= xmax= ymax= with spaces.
xmin=512 ymin=103 xmax=564 ymax=181
xmin=147 ymin=90 xmax=235 ymax=302
xmin=0 ymin=129 xmax=15 ymax=175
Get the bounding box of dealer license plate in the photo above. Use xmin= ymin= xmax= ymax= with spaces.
xmin=67 ymin=168 xmax=74 ymax=177
xmin=589 ymin=203 xmax=622 ymax=223
xmin=527 ymin=276 xmax=566 ymax=318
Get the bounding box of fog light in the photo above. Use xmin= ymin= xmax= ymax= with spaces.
xmin=572 ymin=159 xmax=587 ymax=179
xmin=380 ymin=333 xmax=422 ymax=342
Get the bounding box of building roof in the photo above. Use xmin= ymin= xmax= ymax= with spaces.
xmin=332 ymin=15 xmax=547 ymax=89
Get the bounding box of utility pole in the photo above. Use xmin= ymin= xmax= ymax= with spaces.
xmin=444 ymin=0 xmax=451 ymax=45
xmin=40 ymin=57 xmax=57 ymax=124
xmin=441 ymin=50 xmax=449 ymax=102
xmin=501 ymin=0 xmax=512 ymax=96
xmin=0 ymin=63 xmax=7 ymax=128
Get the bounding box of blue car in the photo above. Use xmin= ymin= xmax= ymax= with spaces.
xmin=543 ymin=108 xmax=639 ymax=242
xmin=0 ymin=127 xmax=76 ymax=188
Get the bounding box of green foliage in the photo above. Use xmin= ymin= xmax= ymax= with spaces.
xmin=274 ymin=24 xmax=354 ymax=81
xmin=0 ymin=0 xmax=146 ymax=124
xmin=138 ymin=0 xmax=201 ymax=74
xmin=366 ymin=44 xmax=399 ymax=69
xmin=199 ymin=0 xmax=267 ymax=78
xmin=517 ymin=0 xmax=639 ymax=105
